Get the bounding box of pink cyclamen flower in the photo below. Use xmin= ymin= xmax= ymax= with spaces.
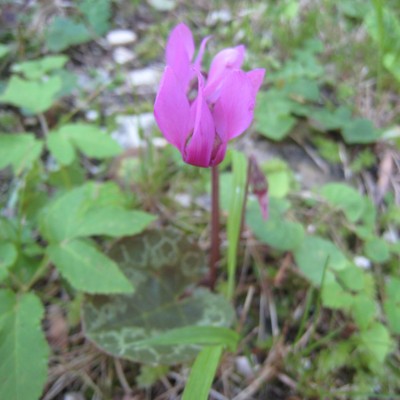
xmin=154 ymin=22 xmax=265 ymax=168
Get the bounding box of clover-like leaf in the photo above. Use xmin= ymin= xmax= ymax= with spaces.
xmin=83 ymin=229 xmax=235 ymax=365
xmin=0 ymin=133 xmax=43 ymax=174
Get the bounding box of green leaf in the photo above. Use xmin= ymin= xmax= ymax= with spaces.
xmin=383 ymin=53 xmax=400 ymax=83
xmin=47 ymin=123 xmax=121 ymax=165
xmin=283 ymin=78 xmax=320 ymax=102
xmin=0 ymin=133 xmax=43 ymax=174
xmin=352 ymin=295 xmax=376 ymax=330
xmin=321 ymin=280 xmax=354 ymax=310
xmin=359 ymin=322 xmax=391 ymax=365
xmin=11 ymin=55 xmax=68 ymax=80
xmin=41 ymin=182 xmax=155 ymax=242
xmin=83 ymin=229 xmax=235 ymax=364
xmin=310 ymin=106 xmax=352 ymax=131
xmin=0 ymin=242 xmax=17 ymax=282
xmin=384 ymin=277 xmax=400 ymax=334
xmin=263 ymin=159 xmax=293 ymax=198
xmin=79 ymin=0 xmax=111 ymax=35
xmin=0 ymin=76 xmax=62 ymax=113
xmin=320 ymin=182 xmax=366 ymax=223
xmin=246 ymin=197 xmax=304 ymax=251
xmin=342 ymin=118 xmax=380 ymax=144
xmin=255 ymin=90 xmax=297 ymax=141
xmin=0 ymin=45 xmax=10 ymax=59
xmin=364 ymin=238 xmax=390 ymax=263
xmin=182 ymin=346 xmax=223 ymax=400
xmin=294 ymin=236 xmax=349 ymax=285
xmin=132 ymin=326 xmax=238 ymax=352
xmin=47 ymin=131 xmax=76 ymax=165
xmin=48 ymin=239 xmax=133 ymax=294
xmin=0 ymin=290 xmax=49 ymax=400
xmin=227 ymin=151 xmax=248 ymax=299
xmin=45 ymin=17 xmax=92 ymax=52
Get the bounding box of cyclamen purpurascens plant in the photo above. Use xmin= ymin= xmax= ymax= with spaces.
xmin=154 ymin=23 xmax=266 ymax=288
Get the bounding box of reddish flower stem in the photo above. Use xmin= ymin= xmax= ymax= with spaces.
xmin=210 ymin=165 xmax=220 ymax=290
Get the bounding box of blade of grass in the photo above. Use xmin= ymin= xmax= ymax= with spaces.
xmin=227 ymin=150 xmax=248 ymax=299
xmin=182 ymin=345 xmax=223 ymax=400
xmin=131 ymin=326 xmax=239 ymax=352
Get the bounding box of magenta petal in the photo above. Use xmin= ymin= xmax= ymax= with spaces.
xmin=193 ymin=35 xmax=211 ymax=71
xmin=154 ymin=66 xmax=190 ymax=152
xmin=213 ymin=69 xmax=255 ymax=140
xmin=204 ymin=45 xmax=245 ymax=100
xmin=247 ymin=68 xmax=265 ymax=95
xmin=183 ymin=74 xmax=215 ymax=167
xmin=166 ymin=23 xmax=195 ymax=90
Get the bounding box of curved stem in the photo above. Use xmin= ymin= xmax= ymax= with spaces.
xmin=210 ymin=165 xmax=220 ymax=290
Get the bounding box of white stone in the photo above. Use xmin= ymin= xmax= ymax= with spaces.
xmin=127 ymin=68 xmax=161 ymax=87
xmin=206 ymin=9 xmax=232 ymax=25
xmin=235 ymin=356 xmax=254 ymax=379
xmin=85 ymin=110 xmax=99 ymax=121
xmin=112 ymin=47 xmax=135 ymax=65
xmin=106 ymin=29 xmax=137 ymax=46
xmin=354 ymin=256 xmax=372 ymax=269
xmin=175 ymin=193 xmax=191 ymax=208
xmin=112 ymin=113 xmax=156 ymax=149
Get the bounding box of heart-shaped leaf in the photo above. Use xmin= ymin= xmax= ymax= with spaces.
xmin=83 ymin=229 xmax=235 ymax=365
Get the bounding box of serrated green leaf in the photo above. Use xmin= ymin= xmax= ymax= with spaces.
xmin=0 ymin=133 xmax=43 ymax=174
xmin=283 ymin=78 xmax=320 ymax=101
xmin=255 ymin=90 xmax=297 ymax=141
xmin=342 ymin=118 xmax=380 ymax=144
xmin=294 ymin=236 xmax=349 ymax=285
xmin=359 ymin=322 xmax=391 ymax=365
xmin=0 ymin=242 xmax=17 ymax=282
xmin=79 ymin=0 xmax=110 ymax=35
xmin=246 ymin=197 xmax=304 ymax=251
xmin=0 ymin=76 xmax=62 ymax=113
xmin=12 ymin=55 xmax=68 ymax=80
xmin=52 ymin=123 xmax=121 ymax=162
xmin=48 ymin=239 xmax=133 ymax=294
xmin=74 ymin=208 xmax=156 ymax=238
xmin=41 ymin=183 xmax=155 ymax=242
xmin=0 ymin=290 xmax=49 ymax=400
xmin=320 ymin=182 xmax=366 ymax=223
xmin=321 ymin=280 xmax=353 ymax=310
xmin=310 ymin=106 xmax=352 ymax=131
xmin=352 ymin=295 xmax=376 ymax=330
xmin=364 ymin=238 xmax=390 ymax=263
xmin=83 ymin=230 xmax=235 ymax=364
xmin=182 ymin=346 xmax=223 ymax=400
xmin=47 ymin=131 xmax=76 ymax=165
xmin=45 ymin=17 xmax=92 ymax=52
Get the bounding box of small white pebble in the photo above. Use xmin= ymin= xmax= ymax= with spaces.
xmin=354 ymin=256 xmax=371 ymax=269
xmin=106 ymin=29 xmax=137 ymax=46
xmin=112 ymin=47 xmax=135 ymax=65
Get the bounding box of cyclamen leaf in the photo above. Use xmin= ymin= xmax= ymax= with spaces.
xmin=0 ymin=290 xmax=49 ymax=400
xmin=48 ymin=239 xmax=133 ymax=294
xmin=79 ymin=0 xmax=111 ymax=35
xmin=83 ymin=230 xmax=235 ymax=364
xmin=0 ymin=133 xmax=43 ymax=174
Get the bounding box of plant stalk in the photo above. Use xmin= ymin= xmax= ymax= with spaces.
xmin=210 ymin=165 xmax=220 ymax=290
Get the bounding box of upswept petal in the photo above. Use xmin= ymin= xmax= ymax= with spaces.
xmin=204 ymin=45 xmax=245 ymax=101
xmin=184 ymin=73 xmax=215 ymax=167
xmin=154 ymin=66 xmax=190 ymax=151
xmin=166 ymin=23 xmax=195 ymax=90
xmin=213 ymin=69 xmax=256 ymax=140
xmin=193 ymin=36 xmax=212 ymax=71
xmin=247 ymin=68 xmax=265 ymax=95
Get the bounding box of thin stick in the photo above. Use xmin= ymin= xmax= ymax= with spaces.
xmin=210 ymin=165 xmax=220 ymax=290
